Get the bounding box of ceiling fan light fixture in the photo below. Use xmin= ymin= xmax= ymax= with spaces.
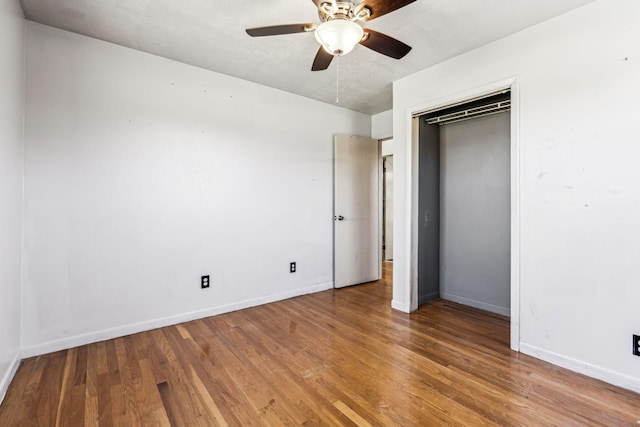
xmin=314 ymin=19 xmax=364 ymax=56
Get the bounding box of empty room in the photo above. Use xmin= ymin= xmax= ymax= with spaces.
xmin=1 ymin=0 xmax=639 ymax=425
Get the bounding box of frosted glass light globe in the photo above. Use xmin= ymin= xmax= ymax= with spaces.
xmin=314 ymin=19 xmax=364 ymax=56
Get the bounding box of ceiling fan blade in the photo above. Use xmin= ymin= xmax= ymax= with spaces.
xmin=246 ymin=24 xmax=315 ymax=37
xmin=360 ymin=29 xmax=411 ymax=59
xmin=312 ymin=47 xmax=334 ymax=71
xmin=359 ymin=0 xmax=416 ymax=21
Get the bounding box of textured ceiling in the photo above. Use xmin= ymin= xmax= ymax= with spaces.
xmin=20 ymin=0 xmax=596 ymax=114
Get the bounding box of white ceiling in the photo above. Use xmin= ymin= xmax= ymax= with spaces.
xmin=20 ymin=0 xmax=595 ymax=114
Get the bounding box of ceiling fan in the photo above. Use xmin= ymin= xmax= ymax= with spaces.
xmin=246 ymin=0 xmax=416 ymax=71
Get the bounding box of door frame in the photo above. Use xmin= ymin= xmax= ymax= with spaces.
xmin=404 ymin=77 xmax=521 ymax=351
xmin=382 ymin=154 xmax=393 ymax=262
xmin=379 ymin=137 xmax=393 ymax=265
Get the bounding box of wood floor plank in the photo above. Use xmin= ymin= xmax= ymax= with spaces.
xmin=2 ymin=262 xmax=639 ymax=426
xmin=35 ymin=351 xmax=67 ymax=426
xmin=84 ymin=345 xmax=99 ymax=400
xmin=108 ymin=382 xmax=126 ymax=427
xmin=189 ymin=365 xmax=229 ymax=427
xmin=96 ymin=372 xmax=113 ymax=427
xmin=73 ymin=346 xmax=87 ymax=387
xmin=155 ymin=328 xmax=216 ymax=425
xmin=105 ymin=340 xmax=121 ymax=387
xmin=84 ymin=394 xmax=98 ymax=427
xmin=333 ymin=400 xmax=373 ymax=427
xmin=113 ymin=337 xmax=142 ymax=426
xmin=138 ymin=358 xmax=171 ymax=425
xmin=54 ymin=348 xmax=76 ymax=427
xmin=67 ymin=384 xmax=86 ymax=426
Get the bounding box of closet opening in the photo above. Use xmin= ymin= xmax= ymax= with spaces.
xmin=417 ymin=90 xmax=511 ymax=317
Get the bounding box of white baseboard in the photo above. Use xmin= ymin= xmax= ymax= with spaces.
xmin=0 ymin=352 xmax=21 ymax=405
xmin=418 ymin=291 xmax=439 ymax=306
xmin=520 ymin=343 xmax=640 ymax=394
xmin=440 ymin=292 xmax=510 ymax=317
xmin=22 ymin=281 xmax=333 ymax=358
xmin=391 ymin=299 xmax=410 ymax=313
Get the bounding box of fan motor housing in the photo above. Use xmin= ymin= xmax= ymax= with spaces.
xmin=318 ymin=1 xmax=371 ymax=22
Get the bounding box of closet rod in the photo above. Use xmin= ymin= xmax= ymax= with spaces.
xmin=426 ymin=100 xmax=511 ymax=126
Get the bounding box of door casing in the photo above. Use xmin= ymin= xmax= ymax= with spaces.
xmin=402 ymin=77 xmax=521 ymax=351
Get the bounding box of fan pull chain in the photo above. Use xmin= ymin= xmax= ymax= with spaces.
xmin=335 ymin=55 xmax=340 ymax=104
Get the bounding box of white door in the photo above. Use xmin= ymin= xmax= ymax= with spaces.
xmin=334 ymin=134 xmax=380 ymax=288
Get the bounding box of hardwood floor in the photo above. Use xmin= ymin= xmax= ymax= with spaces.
xmin=1 ymin=262 xmax=639 ymax=426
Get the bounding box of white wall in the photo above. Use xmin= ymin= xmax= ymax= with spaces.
xmin=372 ymin=109 xmax=393 ymax=139
xmin=393 ymin=0 xmax=640 ymax=392
xmin=0 ymin=0 xmax=24 ymax=403
xmin=23 ymin=23 xmax=370 ymax=355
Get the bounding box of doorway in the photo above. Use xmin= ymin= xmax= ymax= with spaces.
xmin=417 ymin=91 xmax=511 ymax=316
xmin=383 ymin=155 xmax=393 ymax=261
xmin=382 ymin=138 xmax=394 ymax=262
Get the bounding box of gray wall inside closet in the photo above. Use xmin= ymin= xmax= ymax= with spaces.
xmin=417 ymin=120 xmax=440 ymax=305
xmin=418 ymin=111 xmax=510 ymax=316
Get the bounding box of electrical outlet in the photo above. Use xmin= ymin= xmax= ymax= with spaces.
xmin=201 ymin=275 xmax=210 ymax=289
xmin=290 ymin=262 xmax=296 ymax=273
xmin=633 ymin=335 xmax=640 ymax=356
